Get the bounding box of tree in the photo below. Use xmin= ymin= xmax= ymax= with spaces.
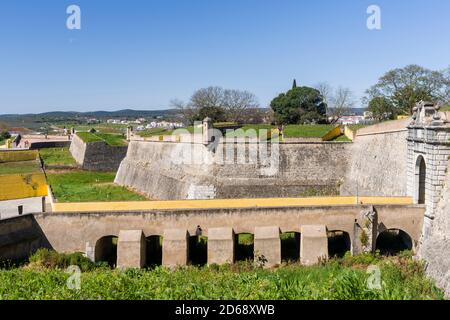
xmin=328 ymin=87 xmax=355 ymax=123
xmin=222 ymin=89 xmax=258 ymax=123
xmin=292 ymin=79 xmax=297 ymax=89
xmin=365 ymin=64 xmax=450 ymax=115
xmin=368 ymin=96 xmax=396 ymax=121
xmin=173 ymin=86 xmax=259 ymax=124
xmin=270 ymin=86 xmax=327 ymax=124
xmin=315 ymin=83 xmax=355 ymax=123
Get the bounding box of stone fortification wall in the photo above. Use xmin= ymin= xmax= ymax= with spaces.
xmin=0 ymin=215 xmax=50 ymax=262
xmin=419 ymin=159 xmax=450 ymax=296
xmin=69 ymin=134 xmax=128 ymax=172
xmin=341 ymin=120 xmax=410 ymax=197
xmin=115 ymin=141 xmax=351 ymax=200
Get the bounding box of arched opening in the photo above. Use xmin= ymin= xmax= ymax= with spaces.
xmin=145 ymin=235 xmax=162 ymax=267
xmin=281 ymin=232 xmax=300 ymax=262
xmin=189 ymin=235 xmax=207 ymax=266
xmin=376 ymin=229 xmax=413 ymax=256
xmin=328 ymin=231 xmax=351 ymax=258
xmin=235 ymin=233 xmax=254 ymax=262
xmin=416 ymin=155 xmax=427 ymax=204
xmin=95 ymin=235 xmax=118 ymax=267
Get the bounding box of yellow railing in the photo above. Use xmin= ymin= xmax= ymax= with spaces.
xmin=51 ymin=196 xmax=414 ymax=213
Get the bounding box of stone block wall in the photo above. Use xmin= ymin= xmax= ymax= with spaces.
xmin=70 ymin=134 xmax=128 ymax=172
xmin=341 ymin=129 xmax=409 ymax=197
xmin=115 ymin=140 xmax=351 ymax=200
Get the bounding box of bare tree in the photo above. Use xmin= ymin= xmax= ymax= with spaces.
xmin=328 ymin=87 xmax=355 ymax=123
xmin=223 ymin=89 xmax=259 ymax=123
xmin=170 ymin=99 xmax=197 ymax=126
xmin=173 ymin=86 xmax=259 ymax=124
xmin=314 ymin=82 xmax=332 ymax=106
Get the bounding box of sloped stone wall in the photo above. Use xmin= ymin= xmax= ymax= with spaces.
xmin=69 ymin=134 xmax=128 ymax=172
xmin=341 ymin=128 xmax=409 ymax=197
xmin=115 ymin=141 xmax=351 ymax=200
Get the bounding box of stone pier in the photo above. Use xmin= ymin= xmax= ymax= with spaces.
xmin=300 ymin=225 xmax=328 ymax=266
xmin=254 ymin=226 xmax=281 ymax=267
xmin=117 ymin=230 xmax=146 ymax=269
xmin=207 ymin=228 xmax=235 ymax=265
xmin=162 ymin=229 xmax=189 ymax=267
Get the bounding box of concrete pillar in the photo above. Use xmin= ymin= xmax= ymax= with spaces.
xmin=254 ymin=226 xmax=281 ymax=268
xmin=208 ymin=227 xmax=235 ymax=265
xmin=300 ymin=225 xmax=328 ymax=266
xmin=162 ymin=229 xmax=189 ymax=267
xmin=117 ymin=230 xmax=146 ymax=269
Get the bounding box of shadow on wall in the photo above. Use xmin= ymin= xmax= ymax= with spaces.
xmin=0 ymin=214 xmax=52 ymax=265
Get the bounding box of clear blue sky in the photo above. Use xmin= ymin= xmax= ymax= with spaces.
xmin=0 ymin=0 xmax=449 ymax=113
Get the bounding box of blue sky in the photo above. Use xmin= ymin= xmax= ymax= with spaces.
xmin=0 ymin=0 xmax=449 ymax=113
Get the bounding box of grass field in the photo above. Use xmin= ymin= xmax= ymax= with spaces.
xmin=283 ymin=125 xmax=334 ymax=138
xmin=39 ymin=148 xmax=77 ymax=167
xmin=0 ymin=160 xmax=41 ymax=175
xmin=77 ymin=132 xmax=126 ymax=146
xmin=139 ymin=127 xmax=195 ymax=137
xmin=46 ymin=171 xmax=147 ymax=202
xmin=58 ymin=124 xmax=128 ymax=134
xmin=0 ymin=251 xmax=443 ymax=300
xmin=442 ymin=105 xmax=450 ymax=112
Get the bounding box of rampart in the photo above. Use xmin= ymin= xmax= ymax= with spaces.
xmin=115 ymin=141 xmax=351 ymax=200
xmin=70 ymin=134 xmax=128 ymax=172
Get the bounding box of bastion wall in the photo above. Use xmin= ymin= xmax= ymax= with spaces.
xmin=69 ymin=134 xmax=128 ymax=172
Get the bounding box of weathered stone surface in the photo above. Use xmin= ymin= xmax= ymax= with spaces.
xmin=208 ymin=227 xmax=235 ymax=265
xmin=341 ymin=122 xmax=409 ymax=197
xmin=70 ymin=134 xmax=128 ymax=172
xmin=117 ymin=230 xmax=146 ymax=269
xmin=162 ymin=229 xmax=189 ymax=267
xmin=254 ymin=226 xmax=281 ymax=267
xmin=115 ymin=141 xmax=350 ymax=200
xmin=419 ymin=159 xmax=450 ymax=297
xmin=300 ymin=225 xmax=328 ymax=266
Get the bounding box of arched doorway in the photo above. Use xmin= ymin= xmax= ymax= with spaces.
xmin=327 ymin=231 xmax=351 ymax=258
xmin=416 ymin=156 xmax=426 ymax=204
xmin=95 ymin=235 xmax=118 ymax=267
xmin=375 ymin=229 xmax=413 ymax=256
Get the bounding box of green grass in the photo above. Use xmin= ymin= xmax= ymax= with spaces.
xmin=332 ymin=135 xmax=351 ymax=142
xmin=76 ymin=132 xmax=126 ymax=146
xmin=225 ymin=124 xmax=275 ymax=138
xmin=76 ymin=132 xmax=103 ymax=143
xmin=442 ymin=105 xmax=450 ymax=112
xmin=139 ymin=127 xmax=195 ymax=137
xmin=347 ymin=124 xmax=367 ymax=131
xmin=0 ymin=252 xmax=443 ymax=300
xmin=0 ymin=160 xmax=41 ymax=175
xmin=58 ymin=124 xmax=128 ymax=134
xmin=46 ymin=171 xmax=147 ymax=202
xmin=283 ymin=125 xmax=334 ymax=138
xmin=39 ymin=148 xmax=77 ymax=167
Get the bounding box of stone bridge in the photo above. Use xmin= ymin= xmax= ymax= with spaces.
xmin=27 ymin=201 xmax=424 ymax=268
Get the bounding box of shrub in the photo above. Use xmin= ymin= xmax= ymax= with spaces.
xmin=28 ymin=249 xmax=97 ymax=271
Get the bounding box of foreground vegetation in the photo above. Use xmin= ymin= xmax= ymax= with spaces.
xmin=0 ymin=250 xmax=443 ymax=300
xmin=46 ymin=170 xmax=147 ymax=202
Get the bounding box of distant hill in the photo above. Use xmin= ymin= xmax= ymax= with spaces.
xmin=0 ymin=109 xmax=178 ymax=131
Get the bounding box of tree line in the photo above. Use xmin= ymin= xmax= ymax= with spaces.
xmin=174 ymin=64 xmax=450 ymax=125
